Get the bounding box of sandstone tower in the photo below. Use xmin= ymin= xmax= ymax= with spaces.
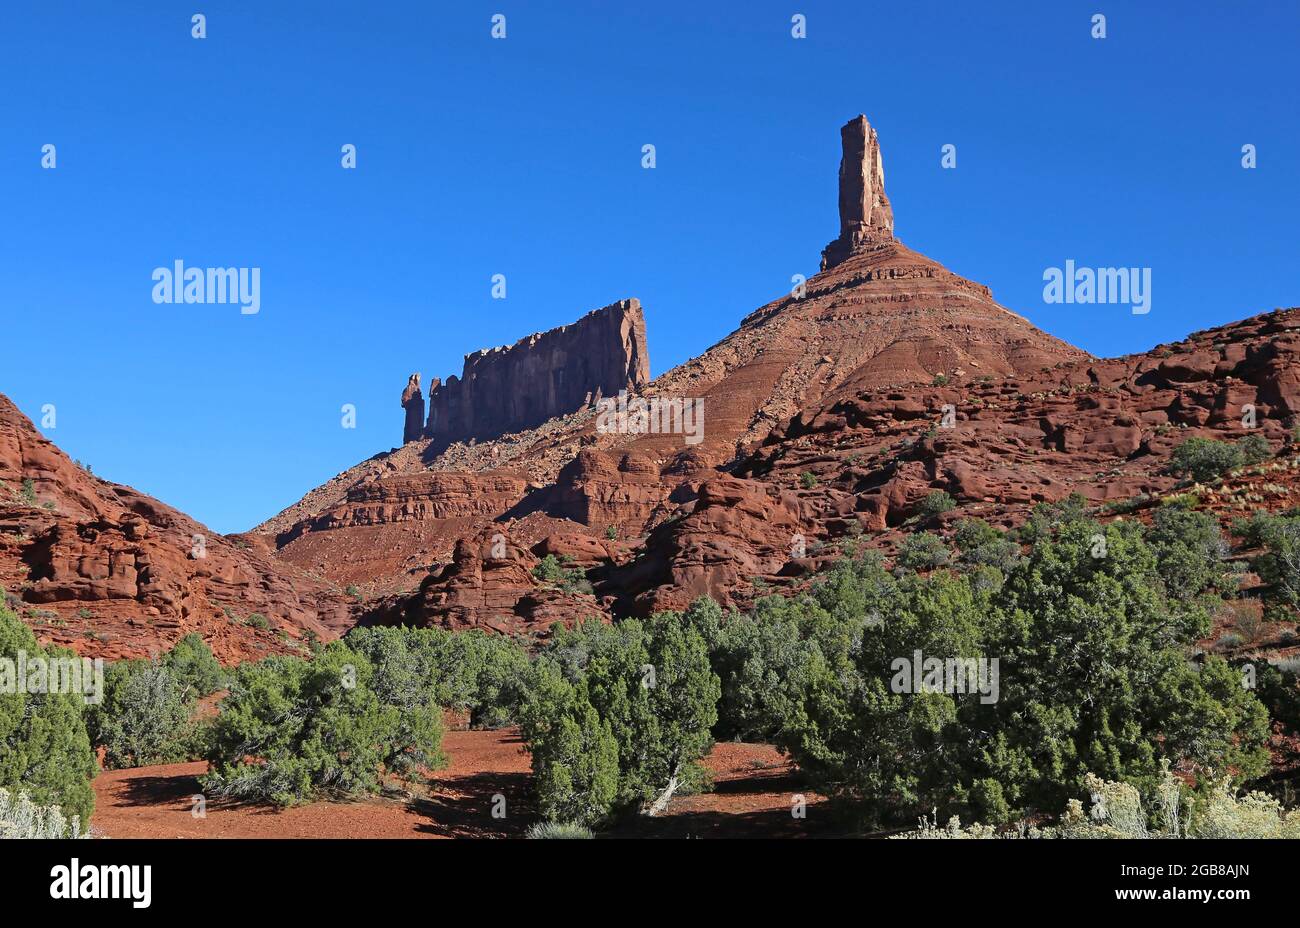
xmin=820 ymin=114 xmax=895 ymax=271
xmin=401 ymin=373 xmax=425 ymax=444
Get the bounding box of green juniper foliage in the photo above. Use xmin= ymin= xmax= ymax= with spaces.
xmin=202 ymin=642 xmax=441 ymax=805
xmin=346 ymin=625 xmax=532 ymax=729
xmin=87 ymin=659 xmax=197 ymax=768
xmin=86 ymin=634 xmax=227 ymax=769
xmin=694 ymin=504 xmax=1271 ymax=828
xmin=1168 ymin=436 xmax=1243 ymax=483
xmin=0 ymin=604 xmax=96 ymax=830
xmin=916 ymin=490 xmax=956 ymax=518
xmin=522 ymin=614 xmax=719 ymax=825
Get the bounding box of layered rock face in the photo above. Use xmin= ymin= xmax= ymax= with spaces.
xmin=424 ymin=299 xmax=650 ymax=444
xmin=361 ymin=529 xmax=606 ymax=638
xmin=0 ymin=395 xmax=352 ymax=662
xmin=608 ymin=306 xmax=1300 ymax=615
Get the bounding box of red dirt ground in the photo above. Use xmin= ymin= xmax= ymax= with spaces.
xmin=90 ymin=730 xmax=831 ymax=839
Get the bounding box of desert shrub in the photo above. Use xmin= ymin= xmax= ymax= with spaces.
xmin=345 ymin=625 xmax=532 ymax=728
xmin=447 ymin=631 xmax=535 ymax=728
xmin=988 ymin=518 xmax=1265 ymax=809
xmin=524 ymin=614 xmax=720 ymax=824
xmin=532 ymin=555 xmax=593 ymax=596
xmin=203 ymin=643 xmax=436 ymax=805
xmin=334 ymin=631 xmax=447 ymax=775
xmin=1214 ymin=632 xmax=1244 ymax=652
xmin=1169 ymin=437 xmax=1242 ymax=483
xmin=895 ymin=531 xmax=950 ymax=571
xmin=0 ymin=605 xmax=96 ymax=829
xmin=1102 ymin=494 xmax=1150 ymax=515
xmin=1239 ymin=434 xmax=1273 ymax=465
xmin=1245 ymin=516 xmax=1300 ymax=606
xmin=526 ymin=820 xmax=594 ymax=839
xmin=87 ymin=634 xmax=230 ymax=769
xmin=721 ymin=513 xmax=1269 ymax=828
xmin=1227 ymin=601 xmax=1266 ymax=644
xmin=751 ymin=557 xmax=1000 ymax=825
xmin=1231 ymin=511 xmax=1284 ymax=548
xmin=917 ymin=490 xmax=956 ymax=519
xmin=1146 ymin=504 xmax=1235 ymax=600
xmin=87 ymin=659 xmax=198 ymax=769
xmin=1246 ymin=660 xmax=1300 ymax=737
xmin=800 ymin=471 xmax=818 ymax=489
xmin=0 ymin=788 xmax=92 ymax=839
xmin=163 ymin=633 xmax=226 ymax=697
xmin=951 ymin=519 xmax=1022 ymax=574
xmin=517 ymin=660 xmax=619 ymax=827
xmin=698 ymin=596 xmax=815 ymax=742
xmin=1015 ymin=494 xmax=1090 ymax=545
xmin=19 ymin=479 xmax=37 ymax=505
xmin=897 ymin=769 xmax=1299 ymax=839
xmin=246 ymin=612 xmax=270 ymax=630
xmin=532 ymin=555 xmax=568 ymax=583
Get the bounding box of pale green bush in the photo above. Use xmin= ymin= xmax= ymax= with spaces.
xmin=895 ymin=770 xmax=1299 ymax=839
xmin=525 ymin=821 xmax=594 ymax=839
xmin=0 ymin=788 xmax=91 ymax=839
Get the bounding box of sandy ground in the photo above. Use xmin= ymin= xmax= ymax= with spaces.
xmin=90 ymin=730 xmax=830 ymax=839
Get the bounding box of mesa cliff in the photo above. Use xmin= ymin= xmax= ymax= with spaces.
xmin=411 ymin=299 xmax=650 ymax=446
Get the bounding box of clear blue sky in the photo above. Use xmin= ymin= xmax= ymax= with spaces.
xmin=2 ymin=1 xmax=1296 ymax=534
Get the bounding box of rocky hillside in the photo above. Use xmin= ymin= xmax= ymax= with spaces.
xmin=258 ymin=114 xmax=1088 ymax=615
xmin=0 ymin=395 xmax=353 ymax=662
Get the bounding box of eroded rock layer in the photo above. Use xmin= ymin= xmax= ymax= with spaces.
xmin=0 ymin=395 xmax=352 ymax=662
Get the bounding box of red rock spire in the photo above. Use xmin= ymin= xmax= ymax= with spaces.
xmin=401 ymin=373 xmax=425 ymax=444
xmin=821 ymin=114 xmax=894 ymax=270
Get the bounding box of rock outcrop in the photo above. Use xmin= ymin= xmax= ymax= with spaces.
xmin=401 ymin=373 xmax=425 ymax=444
xmin=361 ymin=529 xmax=607 ymax=638
xmin=424 ymin=299 xmax=650 ymax=444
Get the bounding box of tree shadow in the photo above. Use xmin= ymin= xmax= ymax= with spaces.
xmin=410 ymin=771 xmax=535 ymax=838
xmin=117 ymin=771 xmax=205 ymax=809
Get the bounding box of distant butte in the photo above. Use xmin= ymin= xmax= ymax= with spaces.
xmin=406 ymin=299 xmax=650 ymax=447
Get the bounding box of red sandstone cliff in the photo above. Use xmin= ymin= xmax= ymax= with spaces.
xmin=0 ymin=395 xmax=352 ymax=662
xmin=423 ymin=299 xmax=650 ymax=445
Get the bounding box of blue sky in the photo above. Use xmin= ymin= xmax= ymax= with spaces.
xmin=2 ymin=1 xmax=1296 ymax=533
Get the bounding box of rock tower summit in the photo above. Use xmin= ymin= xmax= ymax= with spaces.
xmin=820 ymin=114 xmax=895 ymax=271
